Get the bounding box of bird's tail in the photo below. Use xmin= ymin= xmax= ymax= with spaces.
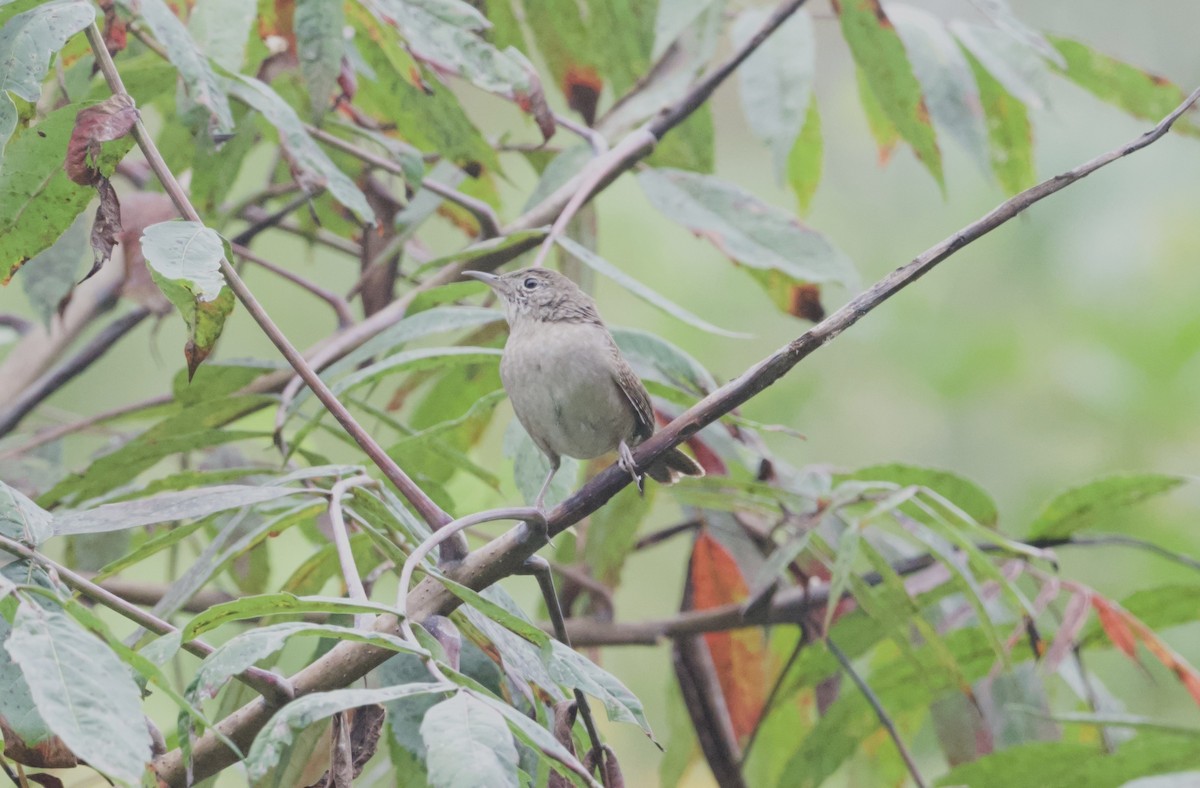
xmin=646 ymin=447 xmax=705 ymax=484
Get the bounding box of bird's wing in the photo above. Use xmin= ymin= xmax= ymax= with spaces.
xmin=609 ymin=342 xmax=655 ymax=443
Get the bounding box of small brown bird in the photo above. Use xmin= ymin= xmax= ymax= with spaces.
xmin=464 ymin=267 xmax=704 ymax=508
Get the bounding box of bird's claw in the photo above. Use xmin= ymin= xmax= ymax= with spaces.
xmin=618 ymin=441 xmax=645 ymax=496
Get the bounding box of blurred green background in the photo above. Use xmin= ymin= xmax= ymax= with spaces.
xmin=4 ymin=1 xmax=1199 ymax=785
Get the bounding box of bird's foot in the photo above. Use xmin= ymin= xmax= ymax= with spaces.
xmin=618 ymin=441 xmax=645 ymax=496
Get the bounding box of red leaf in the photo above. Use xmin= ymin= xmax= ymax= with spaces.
xmin=690 ymin=532 xmax=771 ymax=742
xmin=99 ymin=0 xmax=126 ymax=56
xmin=1110 ymin=599 xmax=1200 ymax=708
xmin=1091 ymin=595 xmax=1137 ymax=659
xmin=65 ymin=94 xmax=138 ymax=185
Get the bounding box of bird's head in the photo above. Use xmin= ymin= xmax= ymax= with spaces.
xmin=463 ymin=267 xmax=599 ymax=325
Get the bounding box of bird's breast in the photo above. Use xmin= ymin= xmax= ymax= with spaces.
xmin=501 ymin=321 xmax=636 ymax=460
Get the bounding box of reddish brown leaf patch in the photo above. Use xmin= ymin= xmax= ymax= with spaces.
xmin=81 ymin=177 xmax=123 ymax=282
xmin=65 ymin=94 xmax=138 ymax=185
xmin=563 ymin=66 xmax=603 ymax=127
xmin=789 ymin=283 xmax=825 ymax=321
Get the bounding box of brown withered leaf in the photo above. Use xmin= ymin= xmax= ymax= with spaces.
xmin=583 ymin=744 xmax=625 ymax=788
xmin=81 ymin=177 xmax=122 ymax=282
xmin=563 ymin=66 xmax=603 ymax=127
xmin=65 ymin=94 xmax=138 ymax=186
xmin=99 ymin=0 xmax=127 ymax=56
xmin=0 ymin=717 xmax=78 ymax=770
xmin=789 ymin=283 xmax=825 ymax=322
xmin=306 ymin=705 xmax=386 ymax=788
xmin=548 ymin=700 xmax=579 ymax=788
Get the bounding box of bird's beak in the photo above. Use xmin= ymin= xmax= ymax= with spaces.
xmin=463 ymin=270 xmax=500 ymax=288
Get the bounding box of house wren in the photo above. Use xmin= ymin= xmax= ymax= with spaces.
xmin=464 ymin=267 xmax=704 ymax=508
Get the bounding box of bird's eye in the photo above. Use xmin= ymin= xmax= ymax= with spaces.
xmin=522 ymin=277 xmax=539 ymax=290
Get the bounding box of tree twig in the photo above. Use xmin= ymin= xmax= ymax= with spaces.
xmin=84 ymin=23 xmax=460 ymax=552
xmin=232 ymin=243 xmax=355 ymax=328
xmin=327 ymin=474 xmax=378 ymax=629
xmin=0 ymin=307 xmax=151 ymax=438
xmin=0 ymin=393 xmax=174 ymax=461
xmin=828 ymin=637 xmax=927 ymax=788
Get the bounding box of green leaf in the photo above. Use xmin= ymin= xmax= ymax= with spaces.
xmin=6 ymin=600 xmax=152 ymax=783
xmin=0 ymin=103 xmax=134 ymax=283
xmin=835 ymin=0 xmax=943 ymax=186
xmin=181 ymin=593 xmax=401 ymax=640
xmin=639 ymin=168 xmax=855 ymax=310
xmin=583 ymin=482 xmax=652 ymax=587
xmin=472 ymin=691 xmax=594 ymax=787
xmin=503 ymin=419 xmax=579 ymax=509
xmin=140 ymin=220 xmax=236 ymax=377
xmin=186 ymin=0 xmax=254 ymax=71
xmin=968 ymin=0 xmax=1064 ymax=67
xmin=823 ymin=524 xmax=861 ymax=635
xmin=951 ymin=21 xmax=1051 ymax=110
xmin=294 ymin=0 xmax=345 ymax=118
xmin=190 ymin=621 xmax=426 ymax=703
xmin=837 ymin=463 xmax=999 ymax=527
xmin=227 ymin=74 xmax=374 ymax=222
xmin=330 ymin=346 xmax=502 ymax=399
xmin=652 ymin=0 xmax=721 ymax=61
xmin=966 ymin=48 xmax=1035 ymax=195
xmin=732 ymin=7 xmax=814 ymax=177
xmin=787 ymin=95 xmax=823 ymax=214
xmin=116 ymin=0 xmax=233 ymax=132
xmin=0 ymin=479 xmax=52 ymax=546
xmin=366 ymin=0 xmax=551 ymax=136
xmin=555 ymin=236 xmax=748 ymax=338
xmin=51 ymin=484 xmax=313 ymax=536
xmin=1048 ymin=36 xmax=1200 ymax=137
xmin=421 ymin=692 xmax=520 ymax=788
xmin=0 ymin=615 xmax=49 ymax=745
xmin=889 ymin=5 xmax=989 ymax=172
xmin=0 ymin=0 xmax=94 ymax=156
xmin=1027 ymin=473 xmax=1189 ymax=539
xmin=611 ymin=327 xmax=717 ymax=397
xmin=544 ymin=640 xmax=654 ymax=737
xmin=18 ymin=211 xmax=87 ymax=328
xmin=245 ymin=682 xmax=446 ymax=781
xmin=935 ymin=734 xmax=1200 ymax=788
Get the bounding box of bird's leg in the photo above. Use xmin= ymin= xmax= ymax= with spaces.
xmin=534 ymin=455 xmax=561 ymax=511
xmin=618 ymin=440 xmax=645 ymax=496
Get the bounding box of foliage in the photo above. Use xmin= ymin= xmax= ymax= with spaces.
xmin=0 ymin=0 xmax=1197 ymax=786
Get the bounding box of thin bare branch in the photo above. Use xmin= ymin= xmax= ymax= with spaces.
xmin=327 ymin=474 xmax=378 ymax=629
xmin=84 ymin=23 xmax=458 ymax=547
xmin=0 ymin=393 xmax=173 ymax=461
xmin=0 ymin=308 xmax=151 ymax=438
xmin=828 ymin=637 xmax=927 ymax=788
xmin=232 ymin=243 xmax=355 ymax=328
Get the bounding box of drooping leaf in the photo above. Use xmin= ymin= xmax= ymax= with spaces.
xmin=555 ymin=236 xmax=748 ymax=338
xmin=50 ymin=485 xmax=314 ymax=536
xmin=731 ymin=6 xmax=815 ymax=177
xmin=543 ymin=640 xmax=654 ymax=739
xmin=1048 ymin=36 xmax=1200 ymax=137
xmin=836 ymin=463 xmax=999 ymax=528
xmin=6 ymin=601 xmax=152 ymax=784
xmin=968 ymin=0 xmax=1065 ymax=67
xmin=951 ymin=21 xmax=1051 ymax=111
xmin=182 ymin=593 xmax=401 ymax=640
xmin=787 ymin=95 xmax=823 ymax=214
xmin=0 ymin=104 xmax=134 ymax=283
xmin=889 ymin=4 xmax=989 ymax=171
xmin=582 ymin=481 xmax=653 ymax=588
xmin=611 ymin=327 xmax=717 ymax=398
xmin=0 ymin=0 xmax=94 ymax=156
xmin=65 ymin=94 xmax=138 ymax=185
xmin=365 ymin=0 xmax=553 ymax=138
xmin=140 ymin=220 xmax=235 ymax=378
xmin=115 ymin=0 xmax=233 ymax=132
xmin=421 ymin=691 xmax=520 ymax=788
xmin=687 ymin=531 xmax=772 ymax=743
xmin=293 ymin=0 xmax=345 ymax=119
xmin=0 ymin=615 xmax=50 ymax=746
xmin=638 ymin=167 xmax=856 ymax=319
xmin=186 ymin=0 xmax=255 ymax=71
xmin=1027 ymin=473 xmax=1188 ymax=539
xmin=246 ymin=683 xmax=446 ymax=781
xmin=966 ymin=48 xmax=1035 ymax=195
xmin=834 ymin=0 xmax=943 ymax=185
xmin=227 ymin=75 xmax=374 ymax=223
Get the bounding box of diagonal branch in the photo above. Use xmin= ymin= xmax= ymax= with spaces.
xmin=82 ymin=24 xmax=459 ymax=548
xmin=149 ymin=46 xmax=1200 ymax=788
